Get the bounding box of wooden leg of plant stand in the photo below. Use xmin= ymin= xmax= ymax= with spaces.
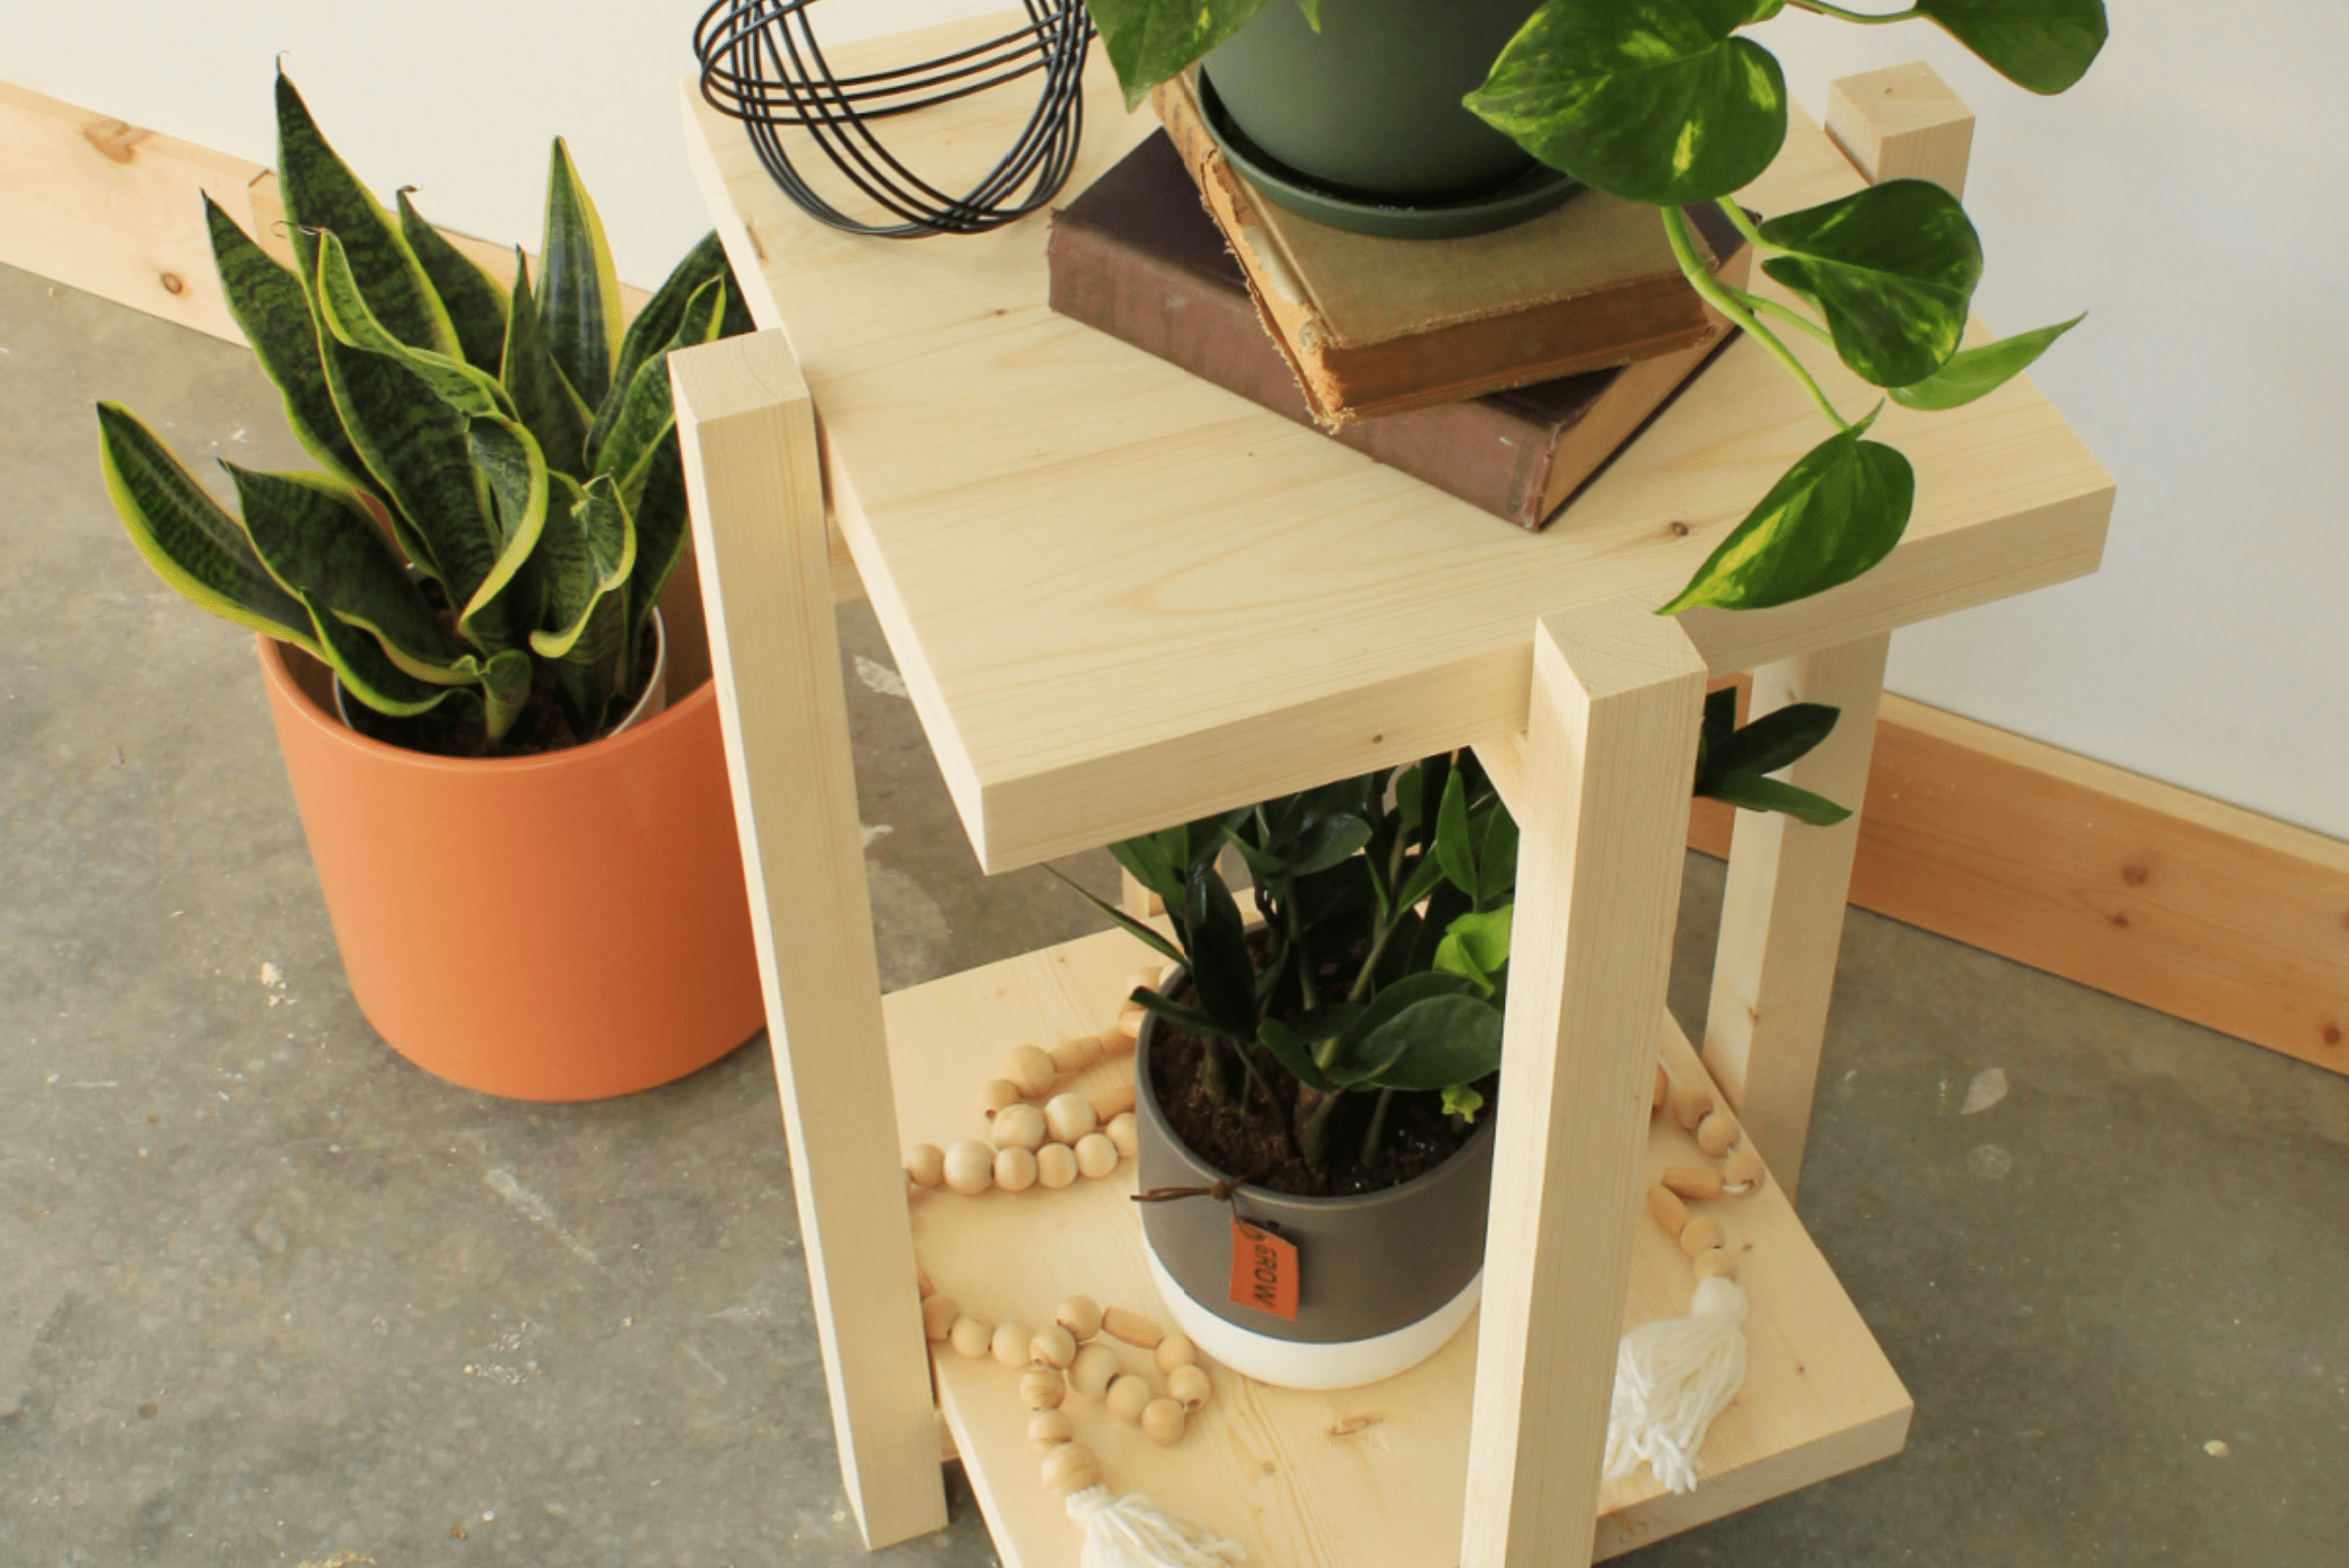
xmin=1463 ymin=600 xmax=1708 ymax=1568
xmin=1701 ymin=634 xmax=1889 ymax=1202
xmin=1118 ymin=867 xmax=1165 ymax=919
xmin=670 ymin=332 xmax=948 ymax=1549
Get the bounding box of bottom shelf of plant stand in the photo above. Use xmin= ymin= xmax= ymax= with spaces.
xmin=886 ymin=929 xmax=1912 ymax=1567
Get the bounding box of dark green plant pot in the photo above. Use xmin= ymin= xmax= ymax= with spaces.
xmin=1201 ymin=0 xmax=1547 ymax=207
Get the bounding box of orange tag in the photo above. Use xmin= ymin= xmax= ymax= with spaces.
xmin=1229 ymin=1218 xmax=1299 ymax=1320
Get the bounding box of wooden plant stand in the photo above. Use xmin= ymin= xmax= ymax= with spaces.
xmin=670 ymin=22 xmax=2110 ymax=1568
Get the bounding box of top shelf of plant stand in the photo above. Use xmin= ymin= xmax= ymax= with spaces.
xmin=679 ymin=15 xmax=2111 ymax=877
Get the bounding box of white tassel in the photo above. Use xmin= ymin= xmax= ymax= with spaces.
xmin=1604 ymin=1273 xmax=1749 ymax=1495
xmin=1065 ymin=1484 xmax=1249 ymax=1568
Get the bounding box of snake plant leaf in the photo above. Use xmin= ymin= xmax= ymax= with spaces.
xmin=223 ymin=463 xmax=470 ymax=681
xmin=1088 ymin=0 xmax=1269 ymax=111
xmin=538 ymin=139 xmax=624 ymax=408
xmin=203 ymin=195 xmax=367 ymax=489
xmin=624 ymin=437 xmax=690 ymax=657
xmin=1661 ymin=410 xmax=1915 ymax=613
xmin=584 ymin=230 xmax=729 ymax=469
xmin=300 ymin=591 xmax=461 ymax=719
xmin=1704 ymin=701 xmax=1839 ymax=780
xmin=530 ymin=473 xmax=636 ymax=662
xmin=316 ymin=322 xmax=498 ymax=600
xmin=313 ymin=231 xmax=512 ymax=419
xmin=499 ymin=250 xmax=592 ymax=481
xmin=273 ymin=69 xmax=458 ymax=360
xmin=595 ymin=274 xmax=729 ymax=501
xmin=1891 ymin=313 xmax=2084 ymax=411
xmin=395 ymin=189 xmax=511 ymax=374
xmin=478 ymin=648 xmax=534 ymax=741
xmin=458 ymin=416 xmax=553 ymax=651
xmin=1698 ymin=772 xmax=1853 ymax=826
xmin=1359 ymin=995 xmax=1505 ymax=1093
xmin=1466 ymin=0 xmax=1789 ymax=206
xmin=1759 ymin=181 xmax=1983 ymax=389
xmin=1915 ymin=0 xmax=2108 ymax=95
xmin=94 ymin=403 xmax=317 ymax=652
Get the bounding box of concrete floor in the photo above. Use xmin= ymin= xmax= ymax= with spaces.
xmin=4 ymin=261 xmax=2343 ymax=1566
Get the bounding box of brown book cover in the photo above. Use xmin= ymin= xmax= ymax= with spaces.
xmin=1048 ymin=131 xmax=1738 ymax=531
xmin=1149 ymin=72 xmax=1751 ymax=426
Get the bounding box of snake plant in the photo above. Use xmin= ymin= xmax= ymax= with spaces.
xmin=95 ymin=71 xmax=752 ymax=751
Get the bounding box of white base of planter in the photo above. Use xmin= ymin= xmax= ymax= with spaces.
xmin=1144 ymin=1245 xmax=1482 ymax=1391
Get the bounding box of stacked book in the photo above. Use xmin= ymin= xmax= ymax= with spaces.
xmin=1045 ymin=73 xmax=1751 ymax=532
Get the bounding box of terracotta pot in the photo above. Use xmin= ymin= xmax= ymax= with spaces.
xmin=256 ymin=635 xmax=763 ymax=1100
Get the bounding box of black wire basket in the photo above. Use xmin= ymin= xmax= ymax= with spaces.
xmin=693 ymin=0 xmax=1095 ymax=239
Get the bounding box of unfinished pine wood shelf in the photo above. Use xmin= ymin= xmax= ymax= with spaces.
xmin=671 ymin=16 xmax=2107 ymax=1567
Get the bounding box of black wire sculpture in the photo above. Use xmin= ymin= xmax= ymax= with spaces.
xmin=693 ymin=0 xmax=1095 ymax=239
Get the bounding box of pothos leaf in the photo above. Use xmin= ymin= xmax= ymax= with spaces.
xmin=1759 ymin=180 xmax=1982 ymax=390
xmin=1916 ymin=0 xmax=2108 ymax=95
xmin=1891 ymin=314 xmax=2084 ymax=411
xmin=1699 ymin=773 xmax=1853 ymax=826
xmin=1087 ymin=0 xmax=1271 ymax=110
xmin=1705 ymin=702 xmax=1839 ymax=780
xmin=1466 ymin=0 xmax=1789 ymax=206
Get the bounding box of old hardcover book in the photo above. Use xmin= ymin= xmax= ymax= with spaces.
xmin=1048 ymin=131 xmax=1737 ymax=531
xmin=1150 ymin=71 xmax=1751 ymax=426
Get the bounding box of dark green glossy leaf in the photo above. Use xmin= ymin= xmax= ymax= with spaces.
xmin=1087 ymin=0 xmax=1269 ymax=110
xmin=1661 ymin=411 xmax=1915 ymax=613
xmin=1706 ymin=702 xmax=1838 ymax=780
xmin=1759 ymin=180 xmax=1982 ymax=389
xmin=1256 ymin=1017 xmax=1336 ymax=1094
xmin=1330 ymin=971 xmax=1479 ymax=1084
xmin=313 ymin=231 xmax=509 ymax=418
xmin=1700 ymin=773 xmax=1852 ymax=826
xmin=395 ymin=189 xmax=510 ymax=374
xmin=1891 ymin=313 xmax=2084 ymax=411
xmin=1361 ymin=995 xmax=1505 ymax=1093
xmin=1107 ymin=834 xmax=1187 ymax=911
xmin=1394 ymin=851 xmax=1450 ymax=917
xmin=95 ymin=402 xmax=315 ymax=650
xmin=1475 ymin=806 xmax=1519 ymax=903
xmin=1045 ymin=866 xmax=1186 ymax=965
xmin=500 ymin=250 xmax=591 ymax=480
xmin=585 ymin=230 xmax=729 ymax=467
xmin=1433 ymin=771 xmax=1476 ymax=896
xmin=1185 ymin=862 xmax=1258 ymax=1039
xmin=539 ymin=139 xmax=623 ymax=407
xmin=1916 ymin=0 xmax=2107 ymax=95
xmin=274 ymin=70 xmax=456 ymax=358
xmin=1466 ymin=0 xmax=1788 ymax=206
xmin=1137 ymin=988 xmax=1235 ymax=1043
xmin=204 ymin=195 xmax=366 ymax=488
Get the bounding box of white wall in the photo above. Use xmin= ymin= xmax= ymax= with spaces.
xmin=12 ymin=2 xmax=2343 ymax=837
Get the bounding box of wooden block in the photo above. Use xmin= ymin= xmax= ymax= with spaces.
xmin=670 ymin=331 xmax=946 ymax=1548
xmin=1464 ymin=598 xmax=1709 ymax=1568
xmin=1826 ymin=61 xmax=1976 ymax=197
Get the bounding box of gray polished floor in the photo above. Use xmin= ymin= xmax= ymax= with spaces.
xmin=5 ymin=263 xmax=2342 ymax=1566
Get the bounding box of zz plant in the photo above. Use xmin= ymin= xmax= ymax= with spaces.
xmin=1084 ymin=0 xmax=2108 ymax=616
xmin=96 ymin=72 xmax=753 ymax=751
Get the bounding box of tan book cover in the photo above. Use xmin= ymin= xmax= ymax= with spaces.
xmin=1151 ymin=72 xmax=1748 ymax=427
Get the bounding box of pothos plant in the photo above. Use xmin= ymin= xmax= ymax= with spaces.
xmin=95 ymin=72 xmax=753 ymax=753
xmin=1061 ymin=705 xmax=1842 ymax=1175
xmin=1083 ymin=0 xmax=2108 ymax=615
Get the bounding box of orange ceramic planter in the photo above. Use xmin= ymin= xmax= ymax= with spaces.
xmin=256 ymin=636 xmax=763 ymax=1100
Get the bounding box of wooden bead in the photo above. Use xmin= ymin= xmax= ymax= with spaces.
xmin=1092 ymin=1082 xmax=1137 ymax=1122
xmin=1166 ymin=1363 xmax=1211 ymax=1411
xmin=978 ymin=1078 xmax=1024 ymax=1117
xmin=1036 ymin=1143 xmax=1079 ymax=1189
xmin=1680 ymin=1215 xmax=1726 ymax=1259
xmin=1067 ymin=1343 xmax=1119 ymax=1400
xmin=1723 ymin=1147 xmax=1766 ymax=1194
xmin=942 ymin=1140 xmax=996 ymax=1195
xmin=906 ymin=1143 xmax=946 ymax=1187
xmin=1031 ymin=1324 xmax=1077 ymax=1369
xmin=1044 ymin=1092 xmax=1098 ymax=1144
xmin=1056 ymin=1295 xmax=1104 ymax=1342
xmin=1106 ymin=1112 xmax=1139 ymax=1158
xmin=949 ymin=1317 xmax=992 ymax=1359
xmin=1074 ymin=1132 xmax=1119 ymax=1179
xmin=1049 ymin=1034 xmax=1103 ymax=1073
xmin=1646 ymin=1184 xmax=1691 ymax=1237
xmin=1670 ymin=1084 xmax=1715 ymax=1132
xmin=1141 ymin=1396 xmax=1186 ymax=1446
xmin=1126 ymin=967 xmax=1162 ymax=998
xmin=1696 ymin=1110 xmax=1740 ymax=1158
xmin=921 ymin=1295 xmax=960 ymax=1341
xmin=1097 ymin=1025 xmax=1136 ymax=1060
xmin=1041 ymin=1440 xmax=1102 ymax=1496
xmin=1028 ymin=1409 xmax=1075 ymax=1449
xmin=1661 ymin=1164 xmax=1724 ymax=1202
xmin=1106 ymin=1373 xmax=1152 ymax=1425
xmin=1020 ymin=1366 xmax=1067 ymax=1410
xmin=992 ymin=1321 xmax=1031 ymax=1368
xmin=1004 ymin=1044 xmax=1058 ymax=1097
xmin=1692 ymin=1247 xmax=1740 ymax=1281
xmin=992 ymin=1102 xmax=1048 ymax=1152
xmin=1102 ymin=1307 xmax=1163 ymax=1349
xmin=1652 ymin=1062 xmax=1668 ymax=1115
xmin=1154 ymin=1331 xmax=1196 ymax=1374
xmin=993 ymin=1145 xmax=1039 ymax=1193
xmin=1114 ymin=1004 xmax=1144 ymax=1040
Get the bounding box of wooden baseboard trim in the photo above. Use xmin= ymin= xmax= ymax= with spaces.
xmin=1689 ymin=694 xmax=2349 ymax=1076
